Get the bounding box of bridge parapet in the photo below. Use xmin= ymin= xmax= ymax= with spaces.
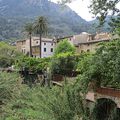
xmin=86 ymin=87 xmax=120 ymax=108
xmin=96 ymin=87 xmax=120 ymax=98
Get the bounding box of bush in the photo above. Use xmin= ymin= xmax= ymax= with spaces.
xmin=16 ymin=57 xmax=50 ymax=74
xmin=77 ymin=39 xmax=120 ymax=90
xmin=54 ymin=39 xmax=75 ymax=55
xmin=51 ymin=52 xmax=80 ymax=75
xmin=3 ymin=84 xmax=87 ymax=120
xmin=0 ymin=72 xmax=22 ymax=119
xmin=0 ymin=72 xmax=21 ymax=104
xmin=0 ymin=42 xmax=23 ymax=68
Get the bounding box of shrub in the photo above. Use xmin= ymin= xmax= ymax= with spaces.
xmin=50 ymin=52 xmax=80 ymax=75
xmin=0 ymin=42 xmax=23 ymax=68
xmin=77 ymin=40 xmax=120 ymax=90
xmin=54 ymin=39 xmax=75 ymax=55
xmin=16 ymin=57 xmax=50 ymax=74
xmin=4 ymin=84 xmax=87 ymax=120
xmin=0 ymin=72 xmax=22 ymax=119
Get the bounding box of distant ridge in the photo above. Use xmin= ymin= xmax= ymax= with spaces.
xmin=0 ymin=0 xmax=109 ymax=40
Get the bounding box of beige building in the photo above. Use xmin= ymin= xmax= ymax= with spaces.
xmin=76 ymin=32 xmax=111 ymax=53
xmin=16 ymin=37 xmax=56 ymax=58
xmin=56 ymin=32 xmax=111 ymax=53
xmin=16 ymin=32 xmax=112 ymax=58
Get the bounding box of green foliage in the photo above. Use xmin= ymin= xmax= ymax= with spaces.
xmin=92 ymin=40 xmax=120 ymax=88
xmin=77 ymin=53 xmax=93 ymax=74
xmin=0 ymin=0 xmax=95 ymax=40
xmin=37 ymin=85 xmax=86 ymax=120
xmin=54 ymin=39 xmax=75 ymax=55
xmin=24 ymin=23 xmax=33 ymax=57
xmin=3 ymin=39 xmax=120 ymax=119
xmin=24 ymin=23 xmax=33 ymax=35
xmin=34 ymin=16 xmax=48 ymax=35
xmin=51 ymin=53 xmax=79 ymax=75
xmin=34 ymin=16 xmax=48 ymax=57
xmin=89 ymin=0 xmax=119 ymax=25
xmin=0 ymin=17 xmax=26 ymax=40
xmin=0 ymin=42 xmax=23 ymax=68
xmin=0 ymin=72 xmax=22 ymax=119
xmin=50 ymin=40 xmax=77 ymax=75
xmin=92 ymin=98 xmax=120 ymax=120
xmin=15 ymin=56 xmax=51 ymax=86
xmin=77 ymin=40 xmax=120 ymax=90
xmin=2 ymin=81 xmax=87 ymax=120
xmin=0 ymin=72 xmax=21 ymax=103
xmin=16 ymin=57 xmax=50 ymax=73
xmin=109 ymin=16 xmax=120 ymax=36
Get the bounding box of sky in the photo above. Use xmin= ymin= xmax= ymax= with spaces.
xmin=51 ymin=0 xmax=94 ymax=21
xmin=51 ymin=0 xmax=120 ymax=21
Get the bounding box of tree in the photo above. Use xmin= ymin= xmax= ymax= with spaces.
xmin=0 ymin=42 xmax=23 ymax=68
xmin=78 ymin=40 xmax=120 ymax=90
xmin=54 ymin=39 xmax=75 ymax=55
xmin=59 ymin=0 xmax=120 ymax=25
xmin=0 ymin=71 xmax=25 ymax=120
xmin=89 ymin=0 xmax=120 ymax=24
xmin=51 ymin=40 xmax=76 ymax=75
xmin=57 ymin=0 xmax=73 ymax=4
xmin=34 ymin=16 xmax=48 ymax=58
xmin=88 ymin=0 xmax=120 ymax=37
xmin=24 ymin=23 xmax=33 ymax=57
xmin=109 ymin=15 xmax=120 ymax=36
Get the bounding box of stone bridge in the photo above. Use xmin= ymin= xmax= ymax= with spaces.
xmin=86 ymin=87 xmax=120 ymax=108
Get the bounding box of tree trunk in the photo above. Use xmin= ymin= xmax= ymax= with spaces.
xmin=39 ymin=33 xmax=42 ymax=58
xmin=29 ymin=34 xmax=32 ymax=57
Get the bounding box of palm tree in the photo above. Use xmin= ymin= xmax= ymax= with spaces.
xmin=34 ymin=16 xmax=48 ymax=58
xmin=24 ymin=23 xmax=33 ymax=57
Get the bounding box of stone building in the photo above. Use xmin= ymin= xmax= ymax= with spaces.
xmin=64 ymin=32 xmax=111 ymax=53
xmin=76 ymin=32 xmax=111 ymax=53
xmin=16 ymin=32 xmax=112 ymax=58
xmin=56 ymin=32 xmax=112 ymax=53
xmin=16 ymin=37 xmax=56 ymax=58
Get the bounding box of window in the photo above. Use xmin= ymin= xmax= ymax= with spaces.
xmin=51 ymin=48 xmax=53 ymax=52
xmin=24 ymin=49 xmax=26 ymax=53
xmin=22 ymin=41 xmax=25 ymax=45
xmin=22 ymin=49 xmax=25 ymax=53
xmin=36 ymin=41 xmax=39 ymax=44
xmin=87 ymin=49 xmax=90 ymax=52
xmin=44 ymin=48 xmax=46 ymax=52
xmin=81 ymin=50 xmax=84 ymax=53
xmin=44 ymin=43 xmax=46 ymax=45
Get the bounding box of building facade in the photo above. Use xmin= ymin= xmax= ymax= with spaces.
xmin=76 ymin=32 xmax=111 ymax=53
xmin=56 ymin=32 xmax=111 ymax=53
xmin=16 ymin=37 xmax=56 ymax=58
xmin=16 ymin=32 xmax=112 ymax=58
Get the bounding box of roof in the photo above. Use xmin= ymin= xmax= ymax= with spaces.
xmin=56 ymin=35 xmax=73 ymax=40
xmin=16 ymin=39 xmax=26 ymax=43
xmin=74 ymin=32 xmax=111 ymax=45
xmin=81 ymin=32 xmax=91 ymax=35
xmin=16 ymin=37 xmax=55 ymax=43
xmin=79 ymin=39 xmax=110 ymax=45
xmin=32 ymin=37 xmax=54 ymax=42
xmin=73 ymin=33 xmax=92 ymax=45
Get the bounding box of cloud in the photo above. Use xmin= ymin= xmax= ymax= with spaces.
xmin=67 ymin=0 xmax=94 ymax=21
xmin=51 ymin=0 xmax=94 ymax=21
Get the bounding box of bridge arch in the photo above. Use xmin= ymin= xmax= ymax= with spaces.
xmin=96 ymin=94 xmax=120 ymax=108
xmin=92 ymin=98 xmax=118 ymax=120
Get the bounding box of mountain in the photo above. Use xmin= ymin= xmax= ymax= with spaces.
xmin=0 ymin=0 xmax=109 ymax=40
